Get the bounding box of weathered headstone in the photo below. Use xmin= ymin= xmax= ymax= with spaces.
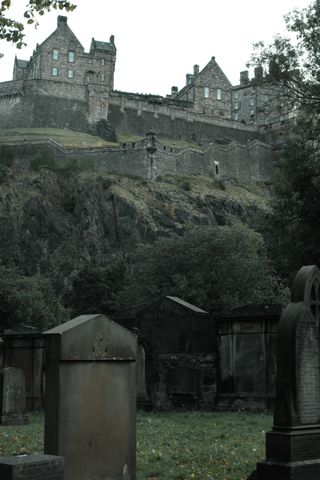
xmin=44 ymin=314 xmax=137 ymax=480
xmin=257 ymin=265 xmax=320 ymax=479
xmin=0 ymin=454 xmax=64 ymax=480
xmin=0 ymin=367 xmax=28 ymax=426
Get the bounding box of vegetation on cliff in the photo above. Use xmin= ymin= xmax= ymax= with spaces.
xmin=0 ymin=154 xmax=279 ymax=328
xmin=114 ymin=224 xmax=286 ymax=315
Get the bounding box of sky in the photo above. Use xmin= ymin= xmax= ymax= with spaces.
xmin=0 ymin=0 xmax=313 ymax=96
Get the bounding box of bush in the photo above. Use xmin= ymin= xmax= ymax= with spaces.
xmin=0 ymin=267 xmax=69 ymax=331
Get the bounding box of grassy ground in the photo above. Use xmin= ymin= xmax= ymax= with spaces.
xmin=0 ymin=128 xmax=204 ymax=150
xmin=0 ymin=128 xmax=118 ymax=148
xmin=0 ymin=410 xmax=272 ymax=480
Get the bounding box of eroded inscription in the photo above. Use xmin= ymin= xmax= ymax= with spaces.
xmin=296 ymin=320 xmax=320 ymax=425
xmin=0 ymin=456 xmax=64 ymax=480
xmin=15 ymin=460 xmax=64 ymax=480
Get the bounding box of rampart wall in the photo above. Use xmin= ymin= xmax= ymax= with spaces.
xmin=108 ymin=96 xmax=261 ymax=145
xmin=0 ymin=78 xmax=266 ymax=147
xmin=0 ymin=138 xmax=277 ymax=183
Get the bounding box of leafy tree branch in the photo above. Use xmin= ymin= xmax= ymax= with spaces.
xmin=0 ymin=0 xmax=76 ymax=48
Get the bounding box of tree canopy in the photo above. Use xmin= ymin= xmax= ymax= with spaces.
xmin=0 ymin=0 xmax=76 ymax=48
xmin=265 ymin=137 xmax=320 ymax=279
xmin=115 ymin=224 xmax=287 ymax=315
xmin=0 ymin=267 xmax=69 ymax=331
xmin=250 ymin=0 xmax=320 ymax=278
xmin=250 ymin=0 xmax=320 ymax=128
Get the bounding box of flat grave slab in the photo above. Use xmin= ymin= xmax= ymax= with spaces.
xmin=0 ymin=454 xmax=64 ymax=480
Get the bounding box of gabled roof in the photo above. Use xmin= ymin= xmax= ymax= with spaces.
xmin=165 ymin=296 xmax=208 ymax=314
xmin=39 ymin=16 xmax=85 ymax=52
xmin=176 ymin=56 xmax=232 ymax=98
xmin=197 ymin=56 xmax=232 ymax=87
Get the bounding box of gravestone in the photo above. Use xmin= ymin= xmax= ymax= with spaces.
xmin=0 ymin=367 xmax=28 ymax=426
xmin=0 ymin=454 xmax=64 ymax=480
xmin=44 ymin=314 xmax=137 ymax=480
xmin=257 ymin=265 xmax=320 ymax=479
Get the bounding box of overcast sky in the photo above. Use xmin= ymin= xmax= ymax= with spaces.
xmin=0 ymin=0 xmax=313 ymax=96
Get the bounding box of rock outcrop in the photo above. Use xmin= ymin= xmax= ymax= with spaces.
xmin=0 ymin=168 xmax=270 ymax=295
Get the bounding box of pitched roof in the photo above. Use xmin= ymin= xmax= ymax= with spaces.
xmin=39 ymin=16 xmax=85 ymax=51
xmin=165 ymin=296 xmax=208 ymax=314
xmin=198 ymin=56 xmax=232 ymax=87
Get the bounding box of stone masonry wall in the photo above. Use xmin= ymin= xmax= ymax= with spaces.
xmin=0 ymin=138 xmax=276 ymax=183
xmin=108 ymin=102 xmax=260 ymax=145
xmin=147 ymin=353 xmax=217 ymax=411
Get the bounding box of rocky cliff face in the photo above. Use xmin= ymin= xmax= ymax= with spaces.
xmin=0 ymin=168 xmax=270 ymax=295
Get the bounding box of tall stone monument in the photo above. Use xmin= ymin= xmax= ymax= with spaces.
xmin=44 ymin=314 xmax=137 ymax=480
xmin=257 ymin=265 xmax=320 ymax=479
xmin=0 ymin=367 xmax=28 ymax=426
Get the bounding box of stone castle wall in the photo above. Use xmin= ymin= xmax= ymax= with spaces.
xmin=108 ymin=97 xmax=261 ymax=145
xmin=0 ymin=137 xmax=276 ymax=183
xmin=0 ymin=79 xmax=266 ymax=148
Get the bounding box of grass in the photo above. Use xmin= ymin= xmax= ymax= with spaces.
xmin=0 ymin=128 xmax=198 ymax=150
xmin=0 ymin=128 xmax=118 ymax=148
xmin=0 ymin=410 xmax=272 ymax=480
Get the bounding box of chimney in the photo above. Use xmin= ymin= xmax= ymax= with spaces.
xmin=171 ymin=86 xmax=178 ymax=96
xmin=254 ymin=66 xmax=264 ymax=81
xmin=269 ymin=60 xmax=280 ymax=79
xmin=186 ymin=73 xmax=194 ymax=85
xmin=57 ymin=16 xmax=68 ymax=27
xmin=110 ymin=35 xmax=115 ymax=45
xmin=193 ymin=65 xmax=199 ymax=76
xmin=240 ymin=70 xmax=249 ymax=86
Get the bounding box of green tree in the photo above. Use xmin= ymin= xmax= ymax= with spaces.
xmin=250 ymin=0 xmax=320 ymax=278
xmin=66 ymin=259 xmax=126 ymax=318
xmin=0 ymin=267 xmax=69 ymax=331
xmin=250 ymin=0 xmax=320 ymax=126
xmin=265 ymin=139 xmax=320 ymax=279
xmin=0 ymin=0 xmax=76 ymax=48
xmin=115 ymin=224 xmax=287 ymax=314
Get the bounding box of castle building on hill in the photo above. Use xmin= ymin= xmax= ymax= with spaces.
xmin=0 ymin=15 xmax=288 ymax=145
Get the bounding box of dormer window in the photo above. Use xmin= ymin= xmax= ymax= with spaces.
xmin=217 ymin=88 xmax=222 ymax=101
xmin=204 ymin=87 xmax=209 ymax=99
xmin=68 ymin=51 xmax=75 ymax=63
xmin=52 ymin=49 xmax=59 ymax=60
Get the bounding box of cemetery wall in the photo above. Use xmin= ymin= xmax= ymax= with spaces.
xmin=216 ymin=305 xmax=281 ymax=410
xmin=2 ymin=334 xmax=45 ymax=410
xmin=147 ymin=353 xmax=216 ymax=410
